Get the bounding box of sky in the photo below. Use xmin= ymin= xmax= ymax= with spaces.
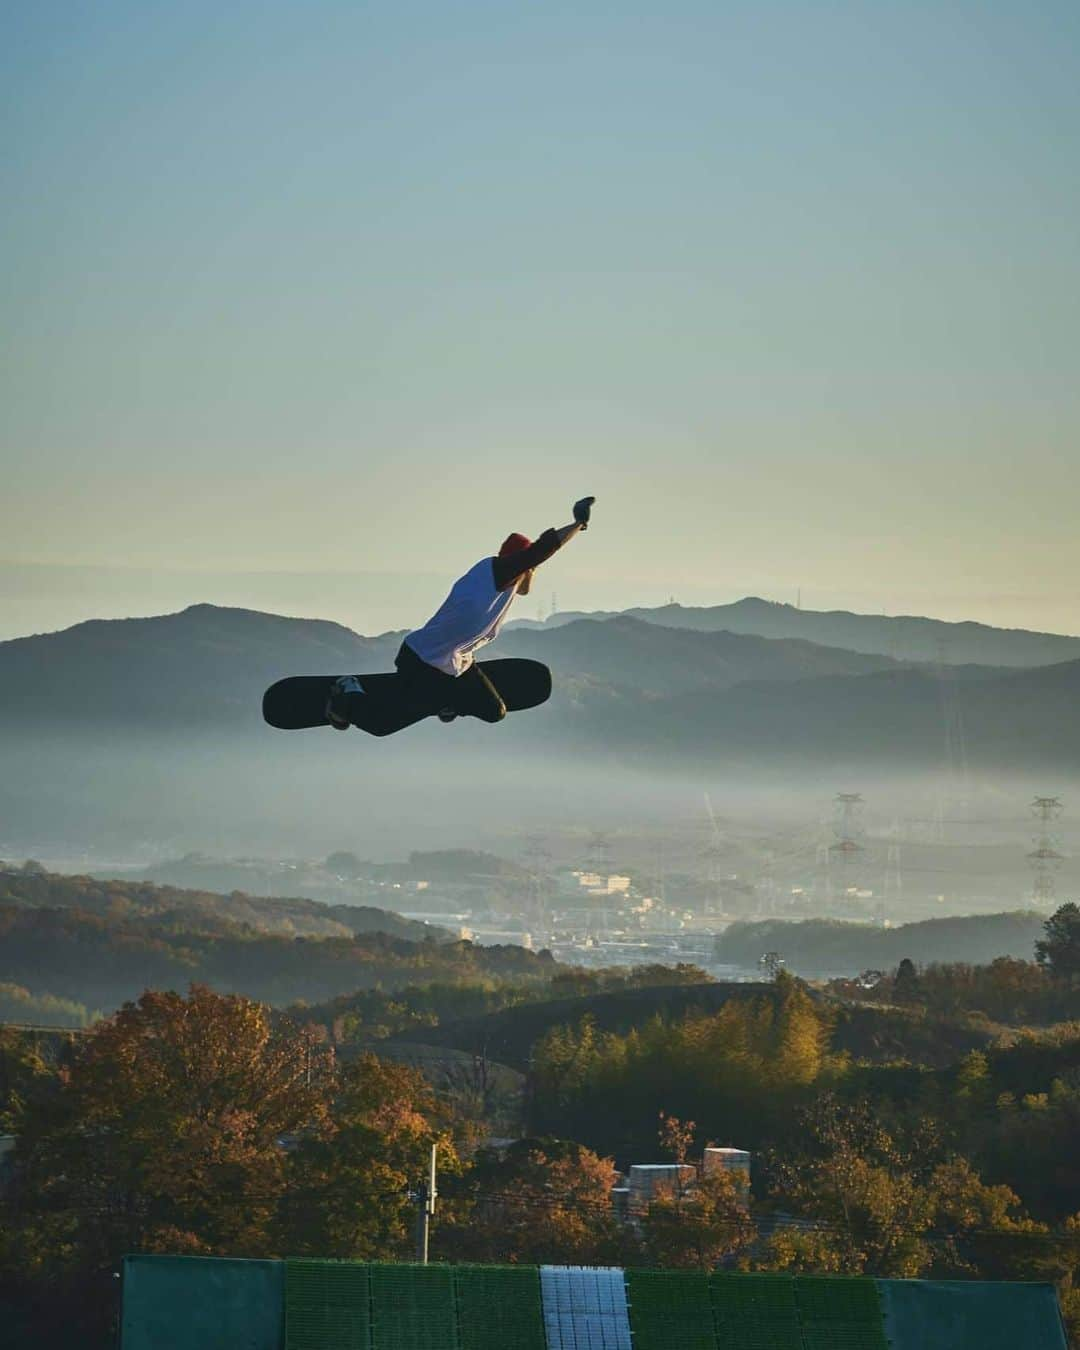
xmin=3 ymin=1 xmax=1080 ymax=639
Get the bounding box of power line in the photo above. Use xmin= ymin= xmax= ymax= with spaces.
xmin=1 ymin=1186 xmax=1075 ymax=1252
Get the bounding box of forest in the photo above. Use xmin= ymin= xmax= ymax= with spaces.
xmin=0 ymin=864 xmax=552 ymax=1017
xmin=3 ymin=903 xmax=1080 ymax=1347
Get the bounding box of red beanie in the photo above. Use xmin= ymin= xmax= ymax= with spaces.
xmin=499 ymin=532 xmax=532 ymax=558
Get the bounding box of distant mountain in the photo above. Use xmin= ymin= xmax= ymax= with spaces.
xmin=0 ymin=603 xmax=917 ymax=729
xmin=497 ymin=615 xmax=912 ymax=695
xmin=0 ymin=603 xmax=401 ymax=728
xmin=622 ymin=657 xmax=1080 ymax=766
xmin=521 ymin=596 xmax=1080 ymax=668
xmin=4 ymin=601 xmax=1080 ymax=775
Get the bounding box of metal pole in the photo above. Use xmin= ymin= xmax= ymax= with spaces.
xmin=414 ymin=1179 xmax=429 ymax=1264
xmin=415 ymin=1143 xmax=437 ymax=1264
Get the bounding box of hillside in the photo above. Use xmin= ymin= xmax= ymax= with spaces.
xmin=0 ymin=902 xmax=554 ymax=1014
xmin=392 ymin=979 xmax=774 ymax=1069
xmin=0 ymin=865 xmax=449 ymax=942
xmin=528 ymin=596 xmax=1080 ymax=667
xmin=716 ymin=911 xmax=1046 ymax=977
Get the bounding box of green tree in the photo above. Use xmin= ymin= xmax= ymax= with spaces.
xmin=1035 ymin=903 xmax=1080 ymax=983
xmin=954 ymin=1050 xmax=993 ymax=1121
xmin=894 ymin=958 xmax=919 ymax=1003
xmin=0 ymin=1027 xmax=54 ymax=1133
xmin=772 ymin=972 xmax=831 ymax=1084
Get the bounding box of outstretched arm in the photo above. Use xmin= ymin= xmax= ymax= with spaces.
xmin=494 ymin=497 xmax=596 ymax=589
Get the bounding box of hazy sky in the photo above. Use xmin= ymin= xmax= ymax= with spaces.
xmin=4 ymin=1 xmax=1080 ymax=638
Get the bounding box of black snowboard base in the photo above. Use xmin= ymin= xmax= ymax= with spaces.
xmin=262 ymin=657 xmax=551 ymax=737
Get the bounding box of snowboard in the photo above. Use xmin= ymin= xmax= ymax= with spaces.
xmin=262 ymin=657 xmax=552 ymax=737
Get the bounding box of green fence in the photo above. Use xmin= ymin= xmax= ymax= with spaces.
xmin=122 ymin=1254 xmax=284 ymax=1350
xmin=625 ymin=1270 xmax=885 ymax=1350
xmin=120 ymin=1255 xmax=1068 ymax=1350
xmin=711 ymin=1272 xmax=802 ymax=1350
xmin=369 ymin=1262 xmax=458 ymax=1350
xmin=282 ymin=1261 xmax=547 ymax=1350
xmin=286 ymin=1259 xmax=371 ymax=1350
xmin=454 ymin=1263 xmax=546 ymax=1350
xmin=877 ymin=1278 xmax=1068 ymax=1350
xmin=626 ymin=1269 xmax=714 ymax=1350
xmin=794 ymin=1276 xmax=889 ymax=1350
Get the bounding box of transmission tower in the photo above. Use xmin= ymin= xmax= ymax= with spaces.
xmin=757 ymin=846 xmax=776 ymax=916
xmin=831 ymin=794 xmax=865 ymax=862
xmin=881 ymin=818 xmax=903 ymax=926
xmin=1028 ymin=797 xmax=1064 ymax=908
xmin=582 ymin=831 xmax=614 ymax=940
xmin=585 ymin=830 xmax=612 ymax=876
xmin=934 ymin=636 xmax=970 ymax=833
xmin=522 ymin=834 xmax=553 ymax=938
xmin=701 ymin=843 xmax=727 ymax=917
xmin=830 ymin=793 xmax=866 ymax=911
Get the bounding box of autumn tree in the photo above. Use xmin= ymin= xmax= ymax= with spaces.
xmin=658 ymin=1111 xmax=695 ymax=1164
xmin=927 ymin=1157 xmax=1050 ymax=1281
xmin=278 ymin=1053 xmax=453 ymax=1260
xmin=761 ymin=1094 xmax=1050 ymax=1283
xmin=761 ymin=1095 xmax=938 ymax=1277
xmin=9 ymin=985 xmax=330 ymax=1268
xmin=444 ymin=1137 xmax=630 ymax=1266
xmin=642 ymin=1168 xmax=755 ymax=1269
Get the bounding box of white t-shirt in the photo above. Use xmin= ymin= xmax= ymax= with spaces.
xmin=405 ymin=559 xmax=518 ymax=676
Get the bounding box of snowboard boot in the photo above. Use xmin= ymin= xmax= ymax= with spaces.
xmin=326 ymin=675 xmax=364 ymax=730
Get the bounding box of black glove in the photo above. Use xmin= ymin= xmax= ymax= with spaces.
xmin=573 ymin=495 xmax=596 ymax=529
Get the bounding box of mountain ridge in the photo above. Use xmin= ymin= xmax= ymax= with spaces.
xmin=514 ymin=595 xmax=1080 ymax=667
xmin=4 ymin=601 xmax=1080 ymax=774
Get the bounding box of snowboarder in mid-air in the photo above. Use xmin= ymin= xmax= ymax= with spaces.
xmin=327 ymin=494 xmax=595 ymax=728
xmin=261 ymin=496 xmax=595 ymax=737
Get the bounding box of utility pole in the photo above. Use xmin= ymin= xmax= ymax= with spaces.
xmin=414 ymin=1144 xmax=437 ymax=1264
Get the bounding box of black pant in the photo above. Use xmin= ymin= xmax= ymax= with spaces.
xmin=395 ymin=642 xmax=507 ymax=723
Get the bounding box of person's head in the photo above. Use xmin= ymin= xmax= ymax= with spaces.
xmin=498 ymin=533 xmax=533 ymax=594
